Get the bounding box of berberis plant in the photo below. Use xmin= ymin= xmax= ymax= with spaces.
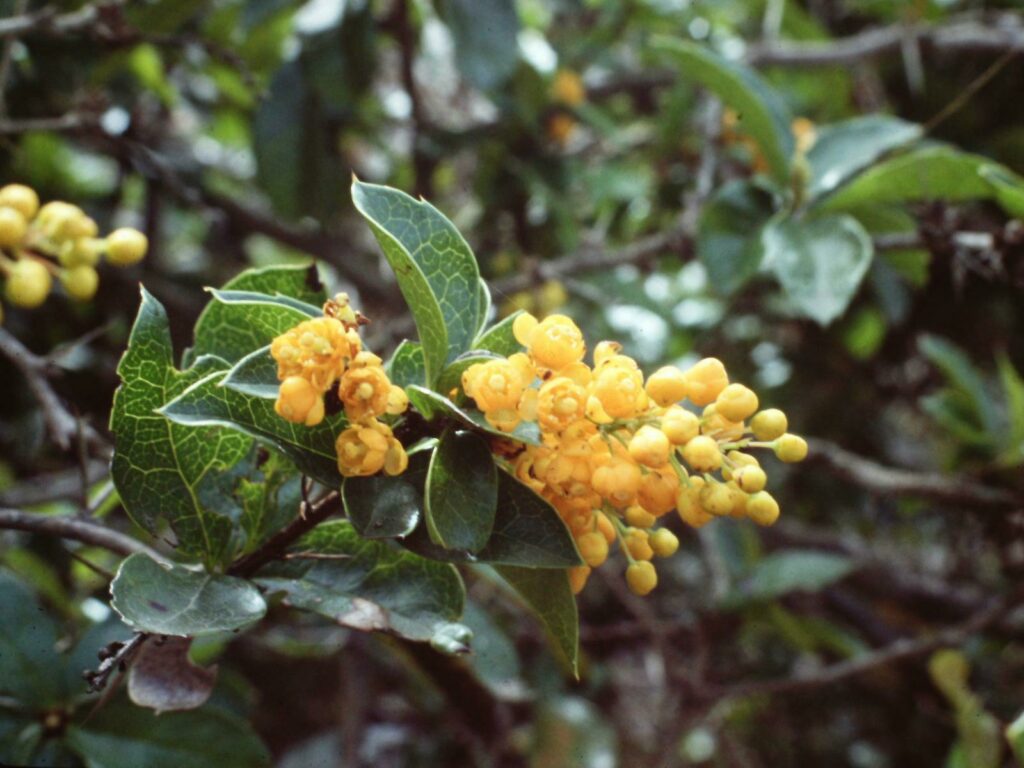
xmin=0 ymin=179 xmax=804 ymax=766
xmin=110 ymin=178 xmax=805 ymax=658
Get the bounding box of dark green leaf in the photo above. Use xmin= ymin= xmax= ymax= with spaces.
xmin=474 ymin=310 xmax=524 ymax=357
xmin=493 ymin=565 xmax=579 ymax=677
xmin=188 ymin=264 xmax=325 ymax=365
xmin=819 ymin=147 xmax=1000 ymax=212
xmin=0 ymin=569 xmax=64 ymax=707
xmin=65 ymin=698 xmax=269 ymax=768
xmin=110 ymin=554 xmax=267 ymax=637
xmin=406 ymin=385 xmax=541 ymax=445
xmin=1007 ymin=711 xmax=1024 ymax=764
xmin=460 ymin=602 xmax=528 ymax=701
xmin=762 ymin=214 xmax=874 ymax=325
xmin=352 ymin=180 xmax=482 ymax=384
xmin=342 ymin=474 xmax=421 ymax=539
xmin=438 ymin=0 xmax=519 ymax=91
xmin=257 ymin=520 xmax=469 ymax=648
xmin=806 ymin=115 xmax=922 ymax=203
xmin=654 ymin=38 xmax=794 ymax=182
xmin=159 ymin=370 xmax=345 ymax=487
xmin=207 ymin=289 xmax=321 ymax=319
xmin=698 ymin=180 xmax=774 ymax=294
xmin=425 ymin=429 xmax=498 ymax=552
xmin=221 ymin=345 xmax=278 ymax=400
xmin=110 ymin=290 xmax=252 ymax=563
xmin=385 ymin=339 xmax=427 ymax=388
xmin=238 ymin=452 xmax=302 ymax=553
xmin=728 ymin=551 xmax=856 ymax=605
xmin=406 ymin=469 xmax=581 ymax=568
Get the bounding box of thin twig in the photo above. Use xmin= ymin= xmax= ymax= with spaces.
xmin=806 ymin=438 xmax=1022 ymax=510
xmin=0 ymin=0 xmax=29 ymax=118
xmin=705 ymin=589 xmax=1021 ymax=699
xmin=82 ymin=632 xmax=147 ymax=695
xmin=228 ymin=492 xmax=343 ymax=577
xmin=0 ymin=507 xmax=167 ymax=562
xmin=0 ymin=327 xmax=108 ymax=453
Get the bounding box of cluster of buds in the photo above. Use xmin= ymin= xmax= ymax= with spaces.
xmin=721 ymin=110 xmax=817 ymax=174
xmin=269 ymin=294 xmax=409 ymax=478
xmin=0 ymin=183 xmax=148 ymax=323
xmin=462 ymin=312 xmax=808 ymax=597
xmin=547 ymin=69 xmax=586 ymax=146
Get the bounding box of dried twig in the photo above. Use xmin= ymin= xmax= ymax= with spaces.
xmin=0 ymin=507 xmax=167 ymax=562
xmin=806 ymin=438 xmax=1022 ymax=510
xmin=0 ymin=327 xmax=108 ymax=454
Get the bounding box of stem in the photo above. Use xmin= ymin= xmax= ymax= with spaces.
xmin=0 ymin=508 xmax=167 ymax=562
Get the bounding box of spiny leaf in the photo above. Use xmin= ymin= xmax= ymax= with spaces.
xmin=352 ymin=180 xmax=482 ymax=385
xmin=110 ymin=289 xmax=252 ymax=563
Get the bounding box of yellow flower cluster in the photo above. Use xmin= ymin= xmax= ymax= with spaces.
xmin=462 ymin=312 xmax=808 ymax=597
xmin=269 ymin=294 xmax=409 ymax=478
xmin=0 ymin=183 xmax=148 ymax=323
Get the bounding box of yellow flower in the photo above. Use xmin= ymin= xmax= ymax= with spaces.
xmin=513 ymin=312 xmax=586 ymax=372
xmin=637 ymin=467 xmax=679 ymax=516
xmin=591 ymin=458 xmax=641 ymax=508
xmin=537 ymin=376 xmax=587 ymax=433
xmin=275 ymin=376 xmax=326 ymax=426
xmin=684 ymin=357 xmax=729 ymax=407
xmin=628 ymin=425 xmax=671 ymax=468
xmin=335 ymin=418 xmax=405 ymax=477
xmin=338 ymin=363 xmax=392 ymax=422
xmin=645 ymin=365 xmax=688 ymax=406
xmin=271 ymin=317 xmax=359 ymax=392
xmin=589 ymin=359 xmax=645 ymax=419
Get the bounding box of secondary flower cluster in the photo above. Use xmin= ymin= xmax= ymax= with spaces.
xmin=0 ymin=183 xmax=148 ymax=323
xmin=270 ymin=294 xmax=409 ymax=478
xmin=462 ymin=312 xmax=808 ymax=597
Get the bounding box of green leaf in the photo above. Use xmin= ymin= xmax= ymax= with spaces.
xmin=979 ymin=163 xmax=1024 ymax=218
xmin=919 ymin=335 xmax=999 ymax=436
xmin=160 ymin=370 xmax=345 ymax=487
xmin=406 ymin=385 xmax=541 ymax=445
xmin=386 ymin=339 xmax=427 ymax=388
xmin=0 ymin=569 xmax=64 ymax=707
xmin=698 ymin=180 xmax=774 ymax=294
xmin=110 ymin=554 xmax=267 ymax=637
xmin=818 ymin=147 xmax=1000 ymax=212
xmin=438 ymin=0 xmax=519 ymax=91
xmin=110 ymin=290 xmax=253 ymax=563
xmin=460 ymin=602 xmax=528 ymax=700
xmin=1007 ymin=710 xmax=1024 ymax=764
xmin=474 ymin=278 xmax=492 ymax=339
xmin=474 ymin=310 xmax=524 ymax=357
xmin=806 ymin=115 xmax=922 ymax=203
xmin=207 ymin=289 xmax=322 ymax=319
xmin=221 ymin=345 xmax=278 ymax=400
xmin=65 ymin=698 xmax=269 ymax=768
xmin=188 ymin=264 xmax=325 ymax=365
xmin=342 ymin=474 xmax=421 ymax=539
xmin=996 ymin=353 xmax=1024 ymax=465
xmin=406 ymin=468 xmax=581 ymax=568
xmin=352 ymin=180 xmax=482 ymax=385
xmin=762 ymin=214 xmax=874 ymax=325
xmin=929 ymin=650 xmax=1003 ymax=768
xmin=493 ymin=565 xmax=579 ymax=677
xmin=728 ymin=550 xmax=856 ymax=605
xmin=654 ymin=38 xmax=794 ymax=182
xmin=256 ymin=520 xmax=469 ymax=648
xmin=238 ymin=452 xmax=302 ymax=552
xmin=425 ymin=429 xmax=498 ymax=552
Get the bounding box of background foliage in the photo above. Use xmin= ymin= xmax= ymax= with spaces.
xmin=1 ymin=0 xmax=1024 ymax=766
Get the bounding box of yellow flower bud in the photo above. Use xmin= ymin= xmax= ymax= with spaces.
xmin=625 ymin=528 xmax=654 ymax=561
xmin=645 ymin=365 xmax=688 ymax=406
xmin=774 ymin=433 xmax=808 ymax=463
xmin=681 ymin=435 xmax=722 ymax=472
xmin=746 ymin=491 xmax=780 ymax=526
xmin=625 ymin=504 xmax=656 ymax=528
xmin=626 ymin=561 xmax=657 ymax=596
xmin=661 ymin=405 xmax=700 ymax=445
xmin=0 ymin=207 xmax=27 ymax=247
xmin=751 ymin=408 xmax=788 ymax=441
xmin=733 ymin=465 xmax=767 ymax=494
xmin=628 ymin=425 xmax=670 ymax=468
xmin=650 ymin=528 xmax=679 ymax=558
xmin=0 ymin=184 xmax=39 ymax=219
xmin=684 ymin=357 xmax=729 ymax=407
xmin=105 ymin=228 xmax=149 ymax=266
xmin=61 ymin=265 xmax=99 ymax=302
xmin=4 ymin=258 xmax=51 ymax=308
xmin=577 ymin=530 xmax=609 ymax=567
xmin=568 ymin=565 xmax=591 ymax=595
xmin=715 ymin=383 xmax=759 ymax=422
